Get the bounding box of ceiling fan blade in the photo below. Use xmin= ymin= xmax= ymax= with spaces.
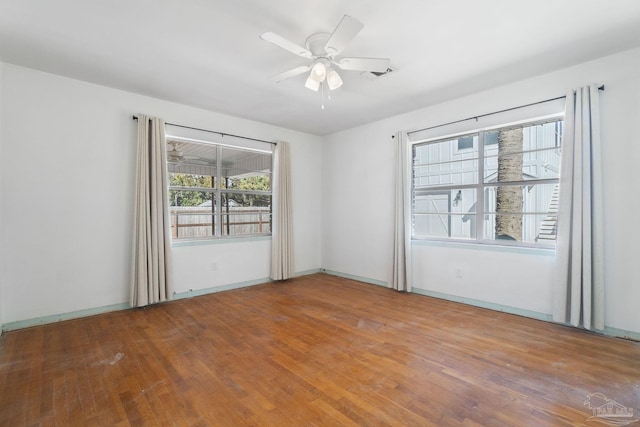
xmin=260 ymin=32 xmax=313 ymax=58
xmin=336 ymin=57 xmax=390 ymax=73
xmin=324 ymin=15 xmax=364 ymax=56
xmin=271 ymin=65 xmax=311 ymax=82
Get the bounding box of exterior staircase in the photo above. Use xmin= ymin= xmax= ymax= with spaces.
xmin=536 ymin=183 xmax=559 ymax=242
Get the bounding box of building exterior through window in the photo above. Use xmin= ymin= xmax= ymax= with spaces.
xmin=167 ymin=137 xmax=273 ymax=240
xmin=412 ymin=118 xmax=562 ymax=246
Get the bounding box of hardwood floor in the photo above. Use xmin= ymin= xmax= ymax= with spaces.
xmin=1 ymin=273 xmax=639 ymax=426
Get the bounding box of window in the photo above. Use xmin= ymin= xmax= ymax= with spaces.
xmin=167 ymin=139 xmax=272 ymax=240
xmin=412 ymin=118 xmax=562 ymax=246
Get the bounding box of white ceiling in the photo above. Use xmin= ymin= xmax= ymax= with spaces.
xmin=2 ymin=1 xmax=640 ymax=136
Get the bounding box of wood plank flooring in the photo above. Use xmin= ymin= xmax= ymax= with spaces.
xmin=1 ymin=273 xmax=639 ymax=426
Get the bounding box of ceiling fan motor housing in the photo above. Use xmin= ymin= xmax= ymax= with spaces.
xmin=305 ymin=33 xmax=332 ymax=58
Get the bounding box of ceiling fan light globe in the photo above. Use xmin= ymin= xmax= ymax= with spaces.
xmin=327 ymin=69 xmax=343 ymax=90
xmin=311 ymin=62 xmax=327 ymax=81
xmin=305 ymin=74 xmax=320 ymax=92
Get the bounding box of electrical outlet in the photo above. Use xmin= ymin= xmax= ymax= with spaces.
xmin=210 ymin=262 xmax=218 ymax=271
xmin=455 ymin=267 xmax=463 ymax=278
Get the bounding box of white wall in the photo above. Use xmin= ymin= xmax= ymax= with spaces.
xmin=322 ymin=48 xmax=640 ymax=334
xmin=0 ymin=64 xmax=322 ymax=325
xmin=0 ymin=61 xmax=4 ymax=335
xmin=2 ymin=49 xmax=639 ymax=336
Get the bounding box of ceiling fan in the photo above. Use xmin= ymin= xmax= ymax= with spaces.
xmin=167 ymin=141 xmax=188 ymax=163
xmin=260 ymin=15 xmax=390 ymax=93
xmin=167 ymin=141 xmax=207 ymax=164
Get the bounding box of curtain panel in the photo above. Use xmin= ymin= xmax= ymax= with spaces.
xmin=390 ymin=131 xmax=412 ymax=292
xmin=130 ymin=115 xmax=174 ymax=307
xmin=271 ymin=141 xmax=294 ymax=280
xmin=553 ymin=84 xmax=604 ymax=330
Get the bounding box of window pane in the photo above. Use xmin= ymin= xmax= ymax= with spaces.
xmin=219 ymin=193 xmax=271 ymax=236
xmin=483 ymin=213 xmax=557 ymax=243
xmin=484 ymin=148 xmax=560 ymax=182
xmin=414 ymin=189 xmax=476 ymax=215
xmin=222 ymin=192 xmax=271 ymax=208
xmin=413 ymin=189 xmax=477 ymax=239
xmin=221 ymin=212 xmax=272 ymax=236
xmin=485 ymin=183 xmax=559 ymax=214
xmin=484 ymin=182 xmax=559 ymax=243
xmin=484 ymin=120 xmax=562 ymax=183
xmin=167 ymin=137 xmax=273 ymax=240
xmin=414 ymin=135 xmax=479 ymax=187
xmin=221 ymin=147 xmax=272 ymax=180
xmin=169 ymin=189 xmax=213 ymax=207
xmin=484 ymin=121 xmax=561 ymax=157
xmin=222 ymin=212 xmax=271 ymax=236
xmin=411 ymin=118 xmax=562 ymax=247
xmin=167 ymin=140 xmax=218 ymax=183
xmin=413 ymin=214 xmax=476 ymax=239
xmin=228 ymin=174 xmax=271 ymax=192
xmin=170 ymin=193 xmax=216 ymax=239
xmin=169 ymin=173 xmax=213 ymax=190
xmin=523 ymin=121 xmax=563 ymax=151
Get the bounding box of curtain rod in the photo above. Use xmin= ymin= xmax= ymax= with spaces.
xmin=402 ymin=85 xmax=605 ymax=138
xmin=132 ymin=115 xmax=276 ymax=145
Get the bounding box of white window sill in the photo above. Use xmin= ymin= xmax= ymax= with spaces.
xmin=172 ymin=235 xmax=272 ymax=248
xmin=411 ymin=238 xmax=555 ymax=256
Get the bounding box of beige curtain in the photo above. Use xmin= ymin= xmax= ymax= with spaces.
xmin=390 ymin=131 xmax=412 ymax=291
xmin=270 ymin=141 xmax=294 ymax=280
xmin=130 ymin=115 xmax=173 ymax=307
xmin=553 ymin=85 xmax=604 ymax=330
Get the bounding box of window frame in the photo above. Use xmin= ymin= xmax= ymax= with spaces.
xmin=167 ymin=138 xmax=273 ymax=241
xmin=411 ymin=115 xmax=563 ymax=249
